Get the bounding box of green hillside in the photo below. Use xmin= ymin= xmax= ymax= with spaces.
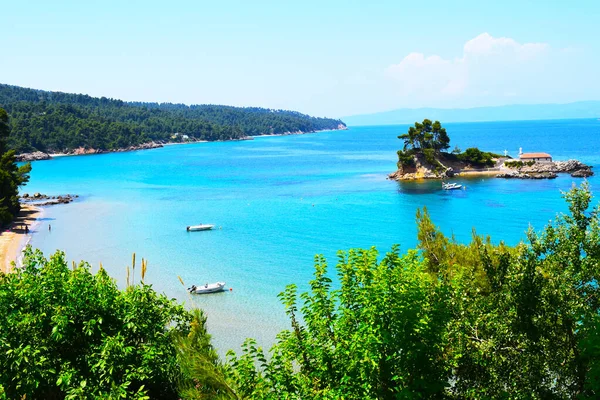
xmin=0 ymin=84 xmax=345 ymax=153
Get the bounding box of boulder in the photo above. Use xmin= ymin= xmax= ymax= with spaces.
xmin=15 ymin=151 xmax=51 ymax=162
xmin=571 ymin=169 xmax=594 ymax=178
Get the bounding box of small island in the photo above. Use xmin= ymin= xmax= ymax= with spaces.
xmin=389 ymin=119 xmax=593 ymax=181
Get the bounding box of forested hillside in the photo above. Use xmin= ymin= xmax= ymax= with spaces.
xmin=0 ymin=84 xmax=345 ymax=153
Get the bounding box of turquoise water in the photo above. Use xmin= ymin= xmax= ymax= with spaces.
xmin=24 ymin=119 xmax=600 ymax=353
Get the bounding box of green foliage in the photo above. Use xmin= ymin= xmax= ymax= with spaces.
xmin=176 ymin=309 xmax=238 ymax=399
xmin=0 ymin=248 xmax=196 ymax=399
xmin=221 ymin=183 xmax=600 ymax=399
xmin=457 ymin=147 xmax=496 ymax=167
xmin=0 ymin=107 xmax=30 ymax=225
xmin=505 ymin=160 xmax=536 ymax=168
xmin=396 ymin=119 xmax=450 ymax=170
xmin=398 ymin=119 xmax=450 ymax=152
xmin=0 ymin=84 xmax=345 ymax=153
xmin=224 ymin=249 xmax=451 ymax=399
xmin=396 ymin=149 xmax=416 ymax=168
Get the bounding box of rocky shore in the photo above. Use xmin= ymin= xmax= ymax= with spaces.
xmin=389 ymin=155 xmax=594 ymax=181
xmin=15 ymin=142 xmax=165 ymax=162
xmin=15 ymin=151 xmax=52 ymax=162
xmin=20 ymin=193 xmax=79 ymax=206
xmin=496 ymin=160 xmax=594 ymax=179
xmin=14 ymin=127 xmax=348 ymax=162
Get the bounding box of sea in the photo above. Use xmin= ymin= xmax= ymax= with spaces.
xmin=23 ymin=118 xmax=600 ymax=354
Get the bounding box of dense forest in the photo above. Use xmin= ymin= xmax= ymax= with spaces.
xmin=0 ymin=84 xmax=345 ymax=153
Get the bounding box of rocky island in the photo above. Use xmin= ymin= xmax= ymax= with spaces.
xmin=389 ymin=119 xmax=593 ymax=181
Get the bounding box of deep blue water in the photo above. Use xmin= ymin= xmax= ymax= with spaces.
xmin=24 ymin=118 xmax=600 ymax=352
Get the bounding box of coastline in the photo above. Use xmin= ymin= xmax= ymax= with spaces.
xmin=17 ymin=126 xmax=348 ymax=161
xmin=0 ymin=204 xmax=43 ymax=273
xmin=390 ymin=158 xmax=593 ymax=181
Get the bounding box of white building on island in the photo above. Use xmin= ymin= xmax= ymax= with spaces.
xmin=518 ymin=147 xmax=552 ymax=162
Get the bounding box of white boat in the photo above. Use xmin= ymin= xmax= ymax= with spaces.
xmin=442 ymin=182 xmax=462 ymax=190
xmin=188 ymin=282 xmax=226 ymax=294
xmin=186 ymin=224 xmax=214 ymax=231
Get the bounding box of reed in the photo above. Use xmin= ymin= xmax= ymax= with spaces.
xmin=141 ymin=258 xmax=147 ymax=282
xmin=131 ymin=252 xmax=136 ymax=283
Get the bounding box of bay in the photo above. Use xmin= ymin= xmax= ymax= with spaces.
xmin=24 ymin=118 xmax=600 ymax=353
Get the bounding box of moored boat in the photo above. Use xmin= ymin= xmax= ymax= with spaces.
xmin=442 ymin=182 xmax=463 ymax=190
xmin=188 ymin=282 xmax=226 ymax=294
xmin=186 ymin=224 xmax=214 ymax=231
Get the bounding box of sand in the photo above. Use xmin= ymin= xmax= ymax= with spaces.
xmin=456 ymin=169 xmax=503 ymax=177
xmin=0 ymin=205 xmax=42 ymax=273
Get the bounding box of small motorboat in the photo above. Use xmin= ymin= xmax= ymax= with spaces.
xmin=188 ymin=282 xmax=226 ymax=294
xmin=442 ymin=182 xmax=463 ymax=190
xmin=186 ymin=224 xmax=215 ymax=231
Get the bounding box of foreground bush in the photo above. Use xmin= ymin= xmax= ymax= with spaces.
xmin=0 ymin=249 xmax=195 ymax=399
xmin=2 ymin=183 xmax=600 ymax=399
xmin=216 ymin=183 xmax=600 ymax=399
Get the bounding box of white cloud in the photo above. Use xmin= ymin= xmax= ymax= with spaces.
xmin=385 ymin=33 xmax=560 ymax=106
xmin=462 ymin=33 xmax=548 ymax=59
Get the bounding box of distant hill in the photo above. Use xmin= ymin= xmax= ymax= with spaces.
xmin=0 ymin=83 xmax=345 ymax=153
xmin=343 ymin=102 xmax=600 ymax=126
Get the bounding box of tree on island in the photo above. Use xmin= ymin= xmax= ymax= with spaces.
xmin=398 ymin=119 xmax=450 ymax=152
xmin=0 ymin=107 xmax=31 ymax=225
xmin=396 ymin=119 xmax=497 ymax=171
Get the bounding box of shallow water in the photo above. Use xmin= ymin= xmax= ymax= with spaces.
xmin=24 ymin=119 xmax=600 ymax=353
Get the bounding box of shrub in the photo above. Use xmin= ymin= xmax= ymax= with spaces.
xmin=0 ymin=248 xmax=192 ymax=399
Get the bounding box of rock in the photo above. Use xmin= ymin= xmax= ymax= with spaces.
xmin=496 ymin=171 xmax=557 ymax=179
xmin=502 ymin=158 xmax=592 ymax=180
xmin=571 ymin=169 xmax=594 ymax=178
xmin=554 ymin=160 xmax=589 ymax=172
xmin=15 ymin=151 xmax=51 ymax=162
xmin=22 ymin=193 xmax=29 ymax=198
xmin=20 ymin=193 xmax=78 ymax=206
xmin=496 ymin=171 xmax=522 ymax=179
xmin=529 ymin=172 xmax=558 ymax=179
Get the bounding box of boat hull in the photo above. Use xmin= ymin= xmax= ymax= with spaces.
xmin=188 ymin=282 xmax=226 ymax=294
xmin=186 ymin=224 xmax=214 ymax=231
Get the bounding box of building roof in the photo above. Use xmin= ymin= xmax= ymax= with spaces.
xmin=520 ymin=152 xmax=552 ymax=159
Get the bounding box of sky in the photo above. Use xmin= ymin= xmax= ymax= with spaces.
xmin=2 ymin=0 xmax=599 ymax=118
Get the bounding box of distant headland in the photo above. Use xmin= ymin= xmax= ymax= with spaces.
xmin=344 ymin=101 xmax=600 ymax=126
xmin=389 ymin=119 xmax=593 ymax=181
xmin=0 ymin=83 xmax=346 ymax=160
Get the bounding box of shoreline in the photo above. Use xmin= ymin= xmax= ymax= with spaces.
xmin=0 ymin=204 xmax=43 ymax=273
xmin=19 ymin=126 xmax=348 ymax=161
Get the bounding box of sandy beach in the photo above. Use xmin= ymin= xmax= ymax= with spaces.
xmin=456 ymin=169 xmax=504 ymax=177
xmin=0 ymin=204 xmax=42 ymax=273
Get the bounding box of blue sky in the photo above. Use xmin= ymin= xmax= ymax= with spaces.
xmin=2 ymin=0 xmax=599 ymax=117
